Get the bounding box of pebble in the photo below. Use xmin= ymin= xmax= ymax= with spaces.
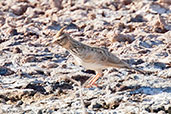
xmin=11 ymin=3 xmax=28 ymax=16
xmin=13 ymin=47 xmax=22 ymax=53
xmin=0 ymin=66 xmax=14 ymax=76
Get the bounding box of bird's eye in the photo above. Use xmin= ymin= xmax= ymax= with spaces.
xmin=57 ymin=39 xmax=62 ymax=42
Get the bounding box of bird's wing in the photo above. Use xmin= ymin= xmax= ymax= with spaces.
xmin=105 ymin=51 xmax=131 ymax=69
xmin=78 ymin=47 xmax=105 ymax=63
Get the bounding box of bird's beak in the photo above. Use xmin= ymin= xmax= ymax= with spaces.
xmin=46 ymin=39 xmax=56 ymax=47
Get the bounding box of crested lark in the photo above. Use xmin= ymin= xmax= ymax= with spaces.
xmin=46 ymin=26 xmax=148 ymax=88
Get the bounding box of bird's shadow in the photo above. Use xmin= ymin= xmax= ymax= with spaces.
xmin=129 ymin=85 xmax=171 ymax=95
xmin=18 ymin=72 xmax=171 ymax=96
xmin=123 ymin=58 xmax=170 ymax=70
xmin=109 ymin=84 xmax=171 ymax=95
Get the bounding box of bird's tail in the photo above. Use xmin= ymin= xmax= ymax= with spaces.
xmin=121 ymin=61 xmax=154 ymax=75
xmin=126 ymin=65 xmax=155 ymax=75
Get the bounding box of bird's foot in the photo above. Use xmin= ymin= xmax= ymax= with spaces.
xmin=85 ymin=83 xmax=98 ymax=88
xmin=83 ymin=73 xmax=101 ymax=88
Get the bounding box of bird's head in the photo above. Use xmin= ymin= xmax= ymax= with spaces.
xmin=46 ymin=26 xmax=70 ymax=47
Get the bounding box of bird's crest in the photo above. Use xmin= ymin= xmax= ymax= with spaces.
xmin=56 ymin=26 xmax=67 ymax=38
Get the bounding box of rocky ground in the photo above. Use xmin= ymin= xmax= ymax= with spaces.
xmin=0 ymin=0 xmax=171 ymax=113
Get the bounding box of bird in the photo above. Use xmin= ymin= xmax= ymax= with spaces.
xmin=46 ymin=26 xmax=150 ymax=88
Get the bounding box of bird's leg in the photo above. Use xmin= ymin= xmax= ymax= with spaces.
xmin=89 ymin=73 xmax=101 ymax=85
xmin=86 ymin=73 xmax=101 ymax=88
xmin=83 ymin=76 xmax=97 ymax=88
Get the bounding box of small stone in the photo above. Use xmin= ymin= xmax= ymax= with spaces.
xmin=45 ymin=9 xmax=57 ymax=17
xmin=152 ymin=106 xmax=165 ymax=113
xmin=153 ymin=15 xmax=168 ymax=33
xmin=61 ymin=64 xmax=67 ymax=68
xmin=25 ymin=83 xmax=46 ymax=93
xmin=116 ymin=85 xmax=130 ymax=91
xmin=13 ymin=47 xmax=22 ymax=53
xmin=107 ymin=31 xmax=117 ymax=43
xmin=105 ymin=95 xmax=122 ymax=109
xmin=50 ymin=0 xmax=63 ymax=10
xmin=11 ymin=3 xmax=28 ymax=16
xmin=92 ymin=103 xmax=102 ymax=109
xmin=108 ymin=32 xmax=134 ymax=43
xmin=149 ymin=4 xmax=166 ymax=14
xmin=0 ymin=66 xmax=14 ymax=76
xmin=121 ymin=0 xmax=132 ymax=5
xmin=37 ymin=109 xmax=43 ymax=114
xmin=23 ymin=56 xmax=38 ymax=63
xmin=47 ymin=63 xmax=59 ymax=68
xmin=36 ymin=70 xmax=45 ymax=75
xmin=44 ymin=48 xmax=50 ymax=52
xmin=0 ymin=16 xmax=5 ymax=27
xmin=25 ymin=7 xmax=35 ymax=18
xmin=67 ymin=23 xmax=79 ymax=30
xmin=168 ymin=106 xmax=171 ymax=114
xmin=140 ymin=41 xmax=152 ymax=48
xmin=158 ymin=110 xmax=166 ymax=114
xmin=164 ymin=105 xmax=171 ymax=114
xmin=51 ymin=13 xmax=59 ymax=21
xmin=0 ymin=108 xmax=4 ymax=114
xmin=7 ymin=28 xmax=19 ymax=36
xmin=44 ymin=85 xmax=53 ymax=93
xmin=27 ymin=0 xmax=39 ymax=6
xmin=158 ymin=0 xmax=171 ymax=4
xmin=89 ymin=101 xmax=102 ymax=110
xmin=16 ymin=100 xmax=23 ymax=106
xmin=153 ymin=62 xmax=166 ymax=70
xmin=41 ymin=63 xmax=58 ymax=69
xmin=88 ymin=12 xmax=96 ymax=20
xmin=130 ymin=14 xmax=145 ymax=22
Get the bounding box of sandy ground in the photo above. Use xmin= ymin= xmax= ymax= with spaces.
xmin=0 ymin=0 xmax=171 ymax=113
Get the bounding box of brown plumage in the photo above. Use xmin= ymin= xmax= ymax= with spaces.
xmin=46 ymin=26 xmax=149 ymax=88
